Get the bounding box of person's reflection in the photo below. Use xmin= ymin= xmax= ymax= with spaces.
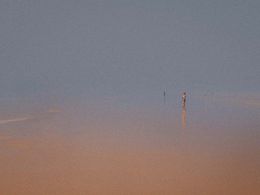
xmin=182 ymin=104 xmax=187 ymax=129
xmin=182 ymin=92 xmax=187 ymax=129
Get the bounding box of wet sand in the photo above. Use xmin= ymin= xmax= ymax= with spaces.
xmin=0 ymin=97 xmax=259 ymax=195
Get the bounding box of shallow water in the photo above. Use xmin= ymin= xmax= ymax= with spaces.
xmin=0 ymin=95 xmax=259 ymax=195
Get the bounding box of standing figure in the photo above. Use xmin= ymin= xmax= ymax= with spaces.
xmin=182 ymin=92 xmax=187 ymax=108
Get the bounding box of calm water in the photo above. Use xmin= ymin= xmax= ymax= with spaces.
xmin=0 ymin=93 xmax=259 ymax=195
xmin=1 ymin=1 xmax=260 ymax=194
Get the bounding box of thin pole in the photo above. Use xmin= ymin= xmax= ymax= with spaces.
xmin=163 ymin=90 xmax=166 ymax=104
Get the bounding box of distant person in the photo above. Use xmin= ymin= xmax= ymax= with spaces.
xmin=182 ymin=92 xmax=187 ymax=107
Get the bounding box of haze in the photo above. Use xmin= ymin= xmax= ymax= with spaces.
xmin=0 ymin=0 xmax=259 ymax=102
xmin=0 ymin=1 xmax=259 ymax=195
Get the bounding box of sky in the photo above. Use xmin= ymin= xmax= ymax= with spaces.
xmin=0 ymin=0 xmax=259 ymax=102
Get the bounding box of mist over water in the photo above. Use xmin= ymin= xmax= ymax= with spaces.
xmin=1 ymin=0 xmax=260 ymax=101
xmin=0 ymin=0 xmax=260 ymax=194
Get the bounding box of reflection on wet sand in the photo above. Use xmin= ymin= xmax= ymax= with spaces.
xmin=181 ymin=92 xmax=187 ymax=129
xmin=0 ymin=101 xmax=259 ymax=195
xmin=0 ymin=135 xmax=12 ymax=140
xmin=182 ymin=105 xmax=187 ymax=129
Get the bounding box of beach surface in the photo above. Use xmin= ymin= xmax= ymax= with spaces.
xmin=0 ymin=95 xmax=259 ymax=195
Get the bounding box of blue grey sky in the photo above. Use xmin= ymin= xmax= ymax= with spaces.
xmin=0 ymin=0 xmax=259 ymax=101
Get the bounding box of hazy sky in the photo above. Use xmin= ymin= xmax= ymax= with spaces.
xmin=0 ymin=0 xmax=259 ymax=101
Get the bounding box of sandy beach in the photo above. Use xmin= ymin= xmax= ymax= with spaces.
xmin=1 ymin=1 xmax=260 ymax=193
xmin=0 ymin=97 xmax=259 ymax=195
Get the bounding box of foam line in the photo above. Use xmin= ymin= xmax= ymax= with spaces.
xmin=0 ymin=117 xmax=32 ymax=125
